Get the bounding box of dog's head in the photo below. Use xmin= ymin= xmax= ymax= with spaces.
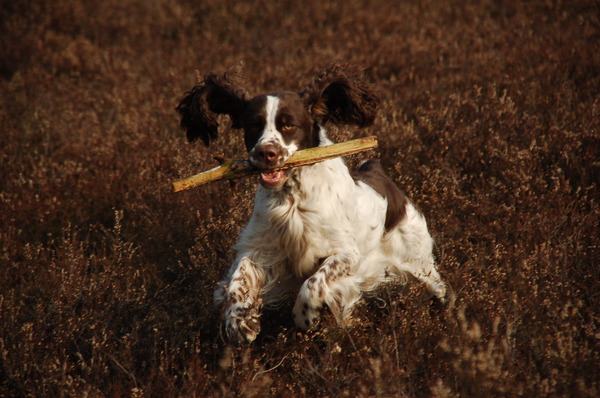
xmin=176 ymin=64 xmax=380 ymax=189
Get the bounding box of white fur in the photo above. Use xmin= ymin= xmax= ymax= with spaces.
xmin=214 ymin=126 xmax=447 ymax=343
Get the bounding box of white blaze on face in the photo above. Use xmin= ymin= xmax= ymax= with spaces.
xmin=254 ymin=95 xmax=298 ymax=159
xmin=263 ymin=95 xmax=280 ymax=143
xmin=250 ymin=95 xmax=301 ymax=189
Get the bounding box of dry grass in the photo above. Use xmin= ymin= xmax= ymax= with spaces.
xmin=1 ymin=0 xmax=598 ymax=396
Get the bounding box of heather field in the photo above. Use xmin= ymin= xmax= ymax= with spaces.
xmin=1 ymin=0 xmax=599 ymax=396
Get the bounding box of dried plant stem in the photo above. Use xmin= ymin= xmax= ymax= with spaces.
xmin=173 ymin=135 xmax=378 ymax=192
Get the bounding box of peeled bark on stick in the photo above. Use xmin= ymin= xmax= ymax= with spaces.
xmin=173 ymin=135 xmax=378 ymax=192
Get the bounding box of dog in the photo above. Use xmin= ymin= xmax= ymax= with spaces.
xmin=177 ymin=64 xmax=448 ymax=344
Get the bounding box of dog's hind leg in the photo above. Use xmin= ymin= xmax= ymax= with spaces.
xmin=383 ymin=203 xmax=451 ymax=305
xmin=404 ymin=257 xmax=448 ymax=303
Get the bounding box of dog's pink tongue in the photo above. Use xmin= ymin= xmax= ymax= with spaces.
xmin=260 ymin=170 xmax=284 ymax=183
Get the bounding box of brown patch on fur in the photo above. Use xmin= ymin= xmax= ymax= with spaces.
xmin=352 ymin=160 xmax=407 ymax=232
xmin=318 ymin=286 xmax=325 ymax=299
xmin=270 ymin=91 xmax=319 ymax=150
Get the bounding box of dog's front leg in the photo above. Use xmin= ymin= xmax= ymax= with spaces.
xmin=293 ymin=249 xmax=361 ymax=331
xmin=214 ymin=257 xmax=264 ymax=344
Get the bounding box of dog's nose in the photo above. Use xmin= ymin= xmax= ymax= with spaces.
xmin=255 ymin=144 xmax=278 ymax=165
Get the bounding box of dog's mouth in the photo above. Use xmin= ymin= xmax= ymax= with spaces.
xmin=259 ymin=169 xmax=289 ymax=189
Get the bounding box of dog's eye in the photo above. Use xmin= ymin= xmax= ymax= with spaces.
xmin=281 ymin=123 xmax=295 ymax=132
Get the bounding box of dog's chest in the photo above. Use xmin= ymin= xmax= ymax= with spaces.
xmin=280 ymin=186 xmax=354 ymax=274
xmin=250 ymin=161 xmax=358 ymax=276
xmin=268 ymin=194 xmax=333 ymax=277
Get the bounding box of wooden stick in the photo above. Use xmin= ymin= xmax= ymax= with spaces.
xmin=173 ymin=136 xmax=378 ymax=192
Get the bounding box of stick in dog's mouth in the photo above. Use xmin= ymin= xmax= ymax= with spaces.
xmin=172 ymin=136 xmax=378 ymax=193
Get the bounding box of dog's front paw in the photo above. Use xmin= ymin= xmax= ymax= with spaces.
xmin=224 ymin=305 xmax=261 ymax=344
xmin=292 ymin=299 xmax=321 ymax=331
xmin=225 ymin=313 xmax=261 ymax=344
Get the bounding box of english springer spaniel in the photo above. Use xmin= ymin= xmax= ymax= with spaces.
xmin=177 ymin=64 xmax=448 ymax=344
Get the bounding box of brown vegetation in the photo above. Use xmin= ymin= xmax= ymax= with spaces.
xmin=1 ymin=0 xmax=598 ymax=396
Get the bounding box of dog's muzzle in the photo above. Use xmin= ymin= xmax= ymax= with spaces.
xmin=249 ymin=143 xmax=291 ymax=189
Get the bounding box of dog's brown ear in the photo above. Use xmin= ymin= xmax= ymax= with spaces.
xmin=301 ymin=63 xmax=380 ymax=128
xmin=176 ymin=70 xmax=249 ymax=145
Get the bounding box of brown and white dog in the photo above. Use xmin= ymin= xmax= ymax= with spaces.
xmin=177 ymin=64 xmax=448 ymax=344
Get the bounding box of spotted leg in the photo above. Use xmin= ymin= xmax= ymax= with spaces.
xmin=293 ymin=251 xmax=361 ymax=330
xmin=214 ymin=257 xmax=264 ymax=344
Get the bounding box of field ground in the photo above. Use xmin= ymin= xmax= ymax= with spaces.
xmin=1 ymin=0 xmax=599 ymax=396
